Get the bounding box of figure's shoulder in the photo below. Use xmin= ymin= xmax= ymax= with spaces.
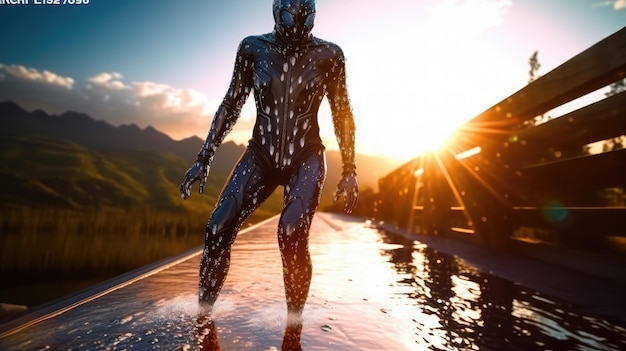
xmin=311 ymin=36 xmax=340 ymax=49
xmin=310 ymin=36 xmax=346 ymax=59
xmin=235 ymin=34 xmax=273 ymax=55
xmin=239 ymin=34 xmax=274 ymax=48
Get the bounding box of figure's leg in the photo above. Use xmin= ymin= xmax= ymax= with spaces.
xmin=199 ymin=150 xmax=276 ymax=307
xmin=199 ymin=196 xmax=237 ymax=308
xmin=278 ymin=151 xmax=326 ymax=315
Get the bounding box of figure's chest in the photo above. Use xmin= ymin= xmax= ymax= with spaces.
xmin=252 ymin=48 xmax=334 ymax=96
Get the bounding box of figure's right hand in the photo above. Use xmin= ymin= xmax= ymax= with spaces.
xmin=180 ymin=162 xmax=209 ymax=200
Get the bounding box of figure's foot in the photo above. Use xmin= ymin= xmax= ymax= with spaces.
xmin=195 ymin=313 xmax=221 ymax=351
xmin=282 ymin=312 xmax=303 ymax=351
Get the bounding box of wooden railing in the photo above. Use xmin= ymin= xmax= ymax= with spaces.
xmin=376 ymin=26 xmax=626 ymax=252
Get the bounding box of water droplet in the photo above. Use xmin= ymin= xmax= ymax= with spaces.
xmin=321 ymin=324 xmax=333 ymax=332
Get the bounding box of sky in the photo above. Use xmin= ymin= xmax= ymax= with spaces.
xmin=0 ymin=0 xmax=624 ymax=162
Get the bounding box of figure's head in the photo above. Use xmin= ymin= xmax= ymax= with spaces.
xmin=273 ymin=0 xmax=316 ymax=45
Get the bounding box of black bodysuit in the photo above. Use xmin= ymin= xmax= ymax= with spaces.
xmin=194 ymin=30 xmax=356 ymax=312
xmin=199 ymin=33 xmax=355 ymax=181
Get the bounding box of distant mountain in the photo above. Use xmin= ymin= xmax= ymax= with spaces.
xmin=0 ymin=101 xmax=401 ymax=209
xmin=0 ymin=101 xmax=256 ymax=175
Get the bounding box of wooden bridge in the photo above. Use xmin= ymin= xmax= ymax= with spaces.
xmin=376 ymin=26 xmax=626 ymax=266
xmin=1 ymin=213 xmax=625 ymax=350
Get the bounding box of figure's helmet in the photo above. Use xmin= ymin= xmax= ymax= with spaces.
xmin=273 ymin=0 xmax=316 ymax=45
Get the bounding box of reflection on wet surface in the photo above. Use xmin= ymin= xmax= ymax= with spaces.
xmin=373 ymin=230 xmax=626 ymax=351
xmin=1 ymin=213 xmax=625 ymax=350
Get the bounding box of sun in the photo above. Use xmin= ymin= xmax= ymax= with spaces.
xmin=383 ymin=116 xmax=466 ymax=161
xmin=414 ymin=119 xmax=462 ymax=153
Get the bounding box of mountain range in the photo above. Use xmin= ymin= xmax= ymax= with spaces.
xmin=0 ymin=101 xmax=401 ymax=211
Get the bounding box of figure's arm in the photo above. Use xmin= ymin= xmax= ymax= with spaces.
xmin=196 ymin=38 xmax=254 ymax=166
xmin=181 ymin=38 xmax=254 ymax=199
xmin=327 ymin=47 xmax=358 ymax=213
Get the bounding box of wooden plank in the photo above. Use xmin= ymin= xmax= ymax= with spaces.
xmin=513 ymin=91 xmax=626 ymax=162
xmin=521 ymin=148 xmax=626 ymax=197
xmin=450 ymin=26 xmax=626 ymax=150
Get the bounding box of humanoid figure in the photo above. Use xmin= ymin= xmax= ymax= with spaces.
xmin=181 ymin=0 xmax=358 ymax=317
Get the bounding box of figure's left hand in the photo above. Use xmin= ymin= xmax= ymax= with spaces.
xmin=334 ymin=173 xmax=359 ymax=214
xmin=180 ymin=162 xmax=209 ymax=200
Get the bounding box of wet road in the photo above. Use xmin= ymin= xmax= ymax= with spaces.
xmin=0 ymin=213 xmax=625 ymax=350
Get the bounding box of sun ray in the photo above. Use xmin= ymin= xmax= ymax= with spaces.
xmin=432 ymin=151 xmax=475 ymax=229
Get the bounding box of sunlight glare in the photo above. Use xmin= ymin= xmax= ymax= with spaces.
xmin=455 ymin=146 xmax=482 ymax=160
xmin=426 ymin=0 xmax=512 ymax=41
xmin=328 ymin=0 xmax=516 ymax=161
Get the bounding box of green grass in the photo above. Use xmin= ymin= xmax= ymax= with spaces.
xmin=0 ymin=205 xmax=278 ymax=279
xmin=1 ymin=207 xmax=203 ymax=278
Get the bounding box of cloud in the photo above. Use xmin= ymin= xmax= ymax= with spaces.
xmin=0 ymin=63 xmax=255 ymax=141
xmin=592 ymin=0 xmax=626 ymax=10
xmin=0 ymin=63 xmax=74 ymax=89
xmin=88 ymin=72 xmax=127 ymax=91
